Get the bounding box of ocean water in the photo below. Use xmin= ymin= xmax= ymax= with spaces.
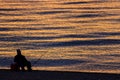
xmin=0 ymin=0 xmax=120 ymax=73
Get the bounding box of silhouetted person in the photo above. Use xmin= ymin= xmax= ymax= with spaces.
xmin=14 ymin=49 xmax=32 ymax=71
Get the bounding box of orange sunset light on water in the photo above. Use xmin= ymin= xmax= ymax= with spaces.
xmin=0 ymin=0 xmax=120 ymax=73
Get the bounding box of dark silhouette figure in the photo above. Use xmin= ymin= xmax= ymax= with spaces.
xmin=14 ymin=49 xmax=32 ymax=71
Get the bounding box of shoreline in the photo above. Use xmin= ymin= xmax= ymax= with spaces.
xmin=0 ymin=69 xmax=120 ymax=80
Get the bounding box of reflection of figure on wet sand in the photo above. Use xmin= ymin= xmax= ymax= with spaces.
xmin=13 ymin=49 xmax=32 ymax=71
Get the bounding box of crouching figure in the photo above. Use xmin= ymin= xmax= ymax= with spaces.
xmin=13 ymin=49 xmax=32 ymax=71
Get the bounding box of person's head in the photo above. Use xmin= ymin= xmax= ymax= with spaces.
xmin=16 ymin=49 xmax=21 ymax=55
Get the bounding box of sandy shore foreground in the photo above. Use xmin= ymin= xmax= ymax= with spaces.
xmin=0 ymin=69 xmax=120 ymax=80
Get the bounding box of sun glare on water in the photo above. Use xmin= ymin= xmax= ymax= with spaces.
xmin=0 ymin=0 xmax=120 ymax=73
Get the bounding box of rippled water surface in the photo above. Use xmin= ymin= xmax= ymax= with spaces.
xmin=0 ymin=0 xmax=120 ymax=73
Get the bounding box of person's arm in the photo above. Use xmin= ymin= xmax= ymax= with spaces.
xmin=14 ymin=56 xmax=16 ymax=62
xmin=22 ymin=56 xmax=28 ymax=62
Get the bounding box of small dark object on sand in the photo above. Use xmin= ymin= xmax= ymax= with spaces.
xmin=10 ymin=62 xmax=19 ymax=71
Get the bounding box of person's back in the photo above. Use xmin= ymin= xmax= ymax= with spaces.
xmin=14 ymin=54 xmax=27 ymax=66
xmin=14 ymin=49 xmax=32 ymax=71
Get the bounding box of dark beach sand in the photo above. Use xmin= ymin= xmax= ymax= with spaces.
xmin=0 ymin=69 xmax=120 ymax=80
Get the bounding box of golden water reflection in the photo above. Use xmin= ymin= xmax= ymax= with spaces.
xmin=0 ymin=0 xmax=120 ymax=73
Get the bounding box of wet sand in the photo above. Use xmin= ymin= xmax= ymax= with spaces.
xmin=0 ymin=69 xmax=120 ymax=80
